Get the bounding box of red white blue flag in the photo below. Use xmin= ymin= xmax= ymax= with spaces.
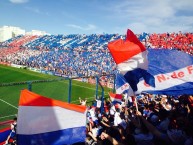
xmin=108 ymin=29 xmax=155 ymax=92
xmin=137 ymin=49 xmax=193 ymax=95
xmin=17 ymin=89 xmax=86 ymax=145
xmin=109 ymin=92 xmax=123 ymax=103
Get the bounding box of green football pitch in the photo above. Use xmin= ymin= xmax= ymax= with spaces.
xmin=0 ymin=64 xmax=112 ymax=123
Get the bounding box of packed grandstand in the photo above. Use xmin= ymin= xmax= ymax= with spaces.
xmin=0 ymin=32 xmax=193 ymax=145
xmin=0 ymin=32 xmax=193 ymax=78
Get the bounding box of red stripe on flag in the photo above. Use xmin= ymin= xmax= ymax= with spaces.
xmin=19 ymin=89 xmax=86 ymax=113
xmin=126 ymin=29 xmax=146 ymax=51
xmin=0 ymin=127 xmax=10 ymax=133
xmin=107 ymin=29 xmax=146 ymax=64
xmin=108 ymin=92 xmax=122 ymax=101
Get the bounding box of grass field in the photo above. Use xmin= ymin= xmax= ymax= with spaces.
xmin=0 ymin=64 xmax=112 ymax=123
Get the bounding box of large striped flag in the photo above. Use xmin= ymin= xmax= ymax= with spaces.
xmin=17 ymin=89 xmax=87 ymax=145
xmin=136 ymin=49 xmax=193 ymax=95
xmin=108 ymin=29 xmax=155 ymax=92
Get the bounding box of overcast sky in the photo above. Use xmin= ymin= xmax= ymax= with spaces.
xmin=0 ymin=0 xmax=193 ymax=35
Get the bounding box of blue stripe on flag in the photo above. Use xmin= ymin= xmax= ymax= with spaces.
xmin=0 ymin=129 xmax=11 ymax=143
xmin=17 ymin=126 xmax=86 ymax=145
xmin=148 ymin=49 xmax=193 ymax=74
xmin=124 ymin=68 xmax=155 ymax=92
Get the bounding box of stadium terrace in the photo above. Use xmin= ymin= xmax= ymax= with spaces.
xmin=0 ymin=31 xmax=193 ymax=145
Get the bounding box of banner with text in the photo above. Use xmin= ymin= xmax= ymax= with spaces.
xmin=136 ymin=49 xmax=193 ymax=95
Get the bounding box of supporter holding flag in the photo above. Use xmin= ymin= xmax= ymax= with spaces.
xmin=108 ymin=29 xmax=155 ymax=92
xmin=4 ymin=117 xmax=17 ymax=145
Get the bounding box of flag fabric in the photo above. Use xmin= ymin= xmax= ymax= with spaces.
xmin=108 ymin=29 xmax=155 ymax=92
xmin=136 ymin=49 xmax=193 ymax=95
xmin=108 ymin=29 xmax=148 ymax=74
xmin=109 ymin=92 xmax=122 ymax=103
xmin=17 ymin=89 xmax=87 ymax=145
xmin=0 ymin=128 xmax=11 ymax=145
xmin=115 ymin=73 xmax=134 ymax=96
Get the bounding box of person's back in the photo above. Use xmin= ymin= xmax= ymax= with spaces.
xmin=133 ymin=131 xmax=154 ymax=145
xmin=133 ymin=119 xmax=154 ymax=145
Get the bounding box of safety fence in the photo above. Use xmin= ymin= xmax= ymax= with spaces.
xmin=0 ymin=75 xmax=115 ymax=123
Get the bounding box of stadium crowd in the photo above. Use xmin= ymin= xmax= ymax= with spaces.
xmin=4 ymin=93 xmax=193 ymax=145
xmin=147 ymin=32 xmax=193 ymax=54
xmin=85 ymin=93 xmax=193 ymax=145
xmin=0 ymin=32 xmax=193 ymax=145
xmin=0 ymin=32 xmax=192 ymax=78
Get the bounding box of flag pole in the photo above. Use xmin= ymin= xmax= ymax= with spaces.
xmin=134 ymin=92 xmax=141 ymax=127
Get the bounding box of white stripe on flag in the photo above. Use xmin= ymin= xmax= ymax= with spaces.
xmin=111 ymin=98 xmax=122 ymax=102
xmin=137 ymin=65 xmax=193 ymax=93
xmin=117 ymin=51 xmax=148 ymax=75
xmin=17 ymin=106 xmax=86 ymax=134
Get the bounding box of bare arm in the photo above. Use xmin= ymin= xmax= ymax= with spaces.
xmin=101 ymin=120 xmax=111 ymax=128
xmin=79 ymin=97 xmax=82 ymax=104
xmin=125 ymin=108 xmax=140 ymax=128
xmin=137 ymin=111 xmax=162 ymax=138
xmin=88 ymin=131 xmax=98 ymax=142
xmin=100 ymin=132 xmax=124 ymax=145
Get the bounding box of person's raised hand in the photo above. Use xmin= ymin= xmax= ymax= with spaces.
xmin=136 ymin=111 xmax=142 ymax=116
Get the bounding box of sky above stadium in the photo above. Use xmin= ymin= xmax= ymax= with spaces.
xmin=0 ymin=0 xmax=193 ymax=35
